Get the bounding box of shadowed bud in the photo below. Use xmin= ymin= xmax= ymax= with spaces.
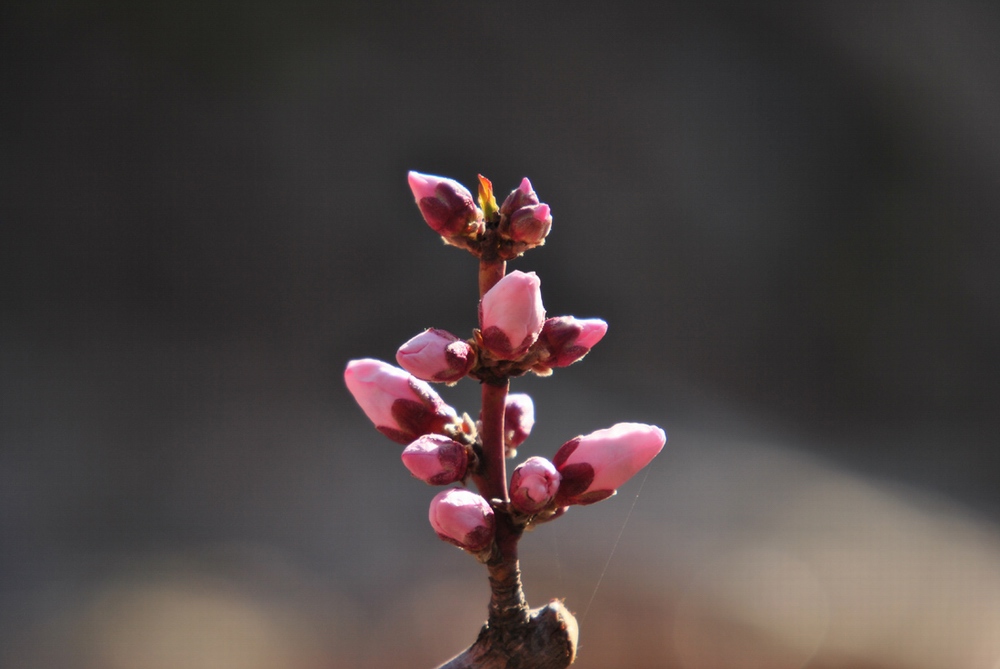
xmin=504 ymin=393 xmax=535 ymax=454
xmin=536 ymin=316 xmax=608 ymax=369
xmin=507 ymin=203 xmax=552 ymax=246
xmin=553 ymin=423 xmax=666 ymax=505
xmin=499 ymin=177 xmax=540 ymax=216
xmin=479 ymin=270 xmax=545 ymax=360
xmin=429 ymin=488 xmax=495 ymax=553
xmin=408 ymin=171 xmax=482 ymax=238
xmin=510 ymin=456 xmax=561 ymax=514
xmin=401 ymin=434 xmax=468 ymax=485
xmin=396 ymin=328 xmax=475 ymax=384
xmin=344 ymin=358 xmax=459 ymax=444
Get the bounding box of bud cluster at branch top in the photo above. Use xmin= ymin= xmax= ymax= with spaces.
xmin=343 ymin=171 xmax=666 ymax=558
xmin=408 ymin=171 xmax=553 ymax=261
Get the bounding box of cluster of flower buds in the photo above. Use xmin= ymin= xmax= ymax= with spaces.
xmin=408 ymin=171 xmax=553 ymax=259
xmin=343 ymin=171 xmax=666 ymax=557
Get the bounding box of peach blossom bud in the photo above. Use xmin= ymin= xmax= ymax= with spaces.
xmin=344 ymin=358 xmax=459 ymax=444
xmin=499 ymin=177 xmax=540 ymax=217
xmin=401 ymin=434 xmax=468 ymax=485
xmin=537 ymin=316 xmax=608 ymax=367
xmin=553 ymin=423 xmax=666 ymax=505
xmin=396 ymin=328 xmax=475 ymax=384
xmin=408 ymin=171 xmax=481 ymax=237
xmin=428 ymin=488 xmax=495 ymax=553
xmin=479 ymin=270 xmax=545 ymax=360
xmin=507 ymin=203 xmax=552 ymax=245
xmin=504 ymin=393 xmax=535 ymax=451
xmin=510 ymin=456 xmax=561 ymax=514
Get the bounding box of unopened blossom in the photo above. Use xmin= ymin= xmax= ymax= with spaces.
xmin=504 ymin=393 xmax=535 ymax=454
xmin=499 ymin=177 xmax=540 ymax=217
xmin=401 ymin=434 xmax=468 ymax=485
xmin=479 ymin=270 xmax=545 ymax=360
xmin=510 ymin=456 xmax=561 ymax=514
xmin=408 ymin=171 xmax=482 ymax=238
xmin=554 ymin=423 xmax=666 ymax=505
xmin=535 ymin=316 xmax=608 ymax=369
xmin=429 ymin=488 xmax=495 ymax=553
xmin=344 ymin=358 xmax=458 ymax=444
xmin=506 ymin=203 xmax=552 ymax=246
xmin=396 ymin=328 xmax=475 ymax=384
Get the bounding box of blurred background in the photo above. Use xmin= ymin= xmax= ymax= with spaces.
xmin=2 ymin=1 xmax=999 ymax=667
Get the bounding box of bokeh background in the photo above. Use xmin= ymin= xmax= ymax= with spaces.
xmin=3 ymin=1 xmax=999 ymax=667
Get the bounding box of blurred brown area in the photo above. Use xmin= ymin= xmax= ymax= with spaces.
xmin=2 ymin=1 xmax=999 ymax=667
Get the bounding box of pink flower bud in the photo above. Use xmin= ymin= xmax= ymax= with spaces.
xmin=499 ymin=177 xmax=540 ymax=217
xmin=479 ymin=270 xmax=545 ymax=360
xmin=537 ymin=317 xmax=608 ymax=368
xmin=401 ymin=434 xmax=468 ymax=485
xmin=428 ymin=488 xmax=495 ymax=553
xmin=396 ymin=328 xmax=475 ymax=384
xmin=507 ymin=203 xmax=552 ymax=245
xmin=553 ymin=423 xmax=666 ymax=505
xmin=408 ymin=171 xmax=481 ymax=238
xmin=504 ymin=393 xmax=535 ymax=451
xmin=510 ymin=456 xmax=561 ymax=514
xmin=344 ymin=358 xmax=459 ymax=444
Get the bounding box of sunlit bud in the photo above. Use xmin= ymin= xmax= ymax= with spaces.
xmin=479 ymin=270 xmax=545 ymax=360
xmin=396 ymin=328 xmax=475 ymax=384
xmin=408 ymin=171 xmax=481 ymax=237
xmin=507 ymin=203 xmax=552 ymax=246
xmin=554 ymin=423 xmax=666 ymax=505
xmin=504 ymin=393 xmax=535 ymax=452
xmin=510 ymin=457 xmax=561 ymax=514
xmin=499 ymin=177 xmax=540 ymax=217
xmin=344 ymin=358 xmax=459 ymax=444
xmin=401 ymin=434 xmax=468 ymax=485
xmin=537 ymin=317 xmax=608 ymax=368
xmin=429 ymin=488 xmax=495 ymax=553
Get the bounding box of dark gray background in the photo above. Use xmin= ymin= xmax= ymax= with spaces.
xmin=2 ymin=1 xmax=999 ymax=667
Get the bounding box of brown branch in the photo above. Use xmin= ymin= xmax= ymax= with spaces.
xmin=439 ymin=257 xmax=579 ymax=668
xmin=434 ymin=550 xmax=578 ymax=669
xmin=478 ymin=259 xmax=506 ymax=299
xmin=474 ymin=380 xmax=510 ymax=504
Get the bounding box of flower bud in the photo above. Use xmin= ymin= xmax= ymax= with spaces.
xmin=408 ymin=171 xmax=481 ymax=238
xmin=401 ymin=434 xmax=468 ymax=485
xmin=479 ymin=270 xmax=545 ymax=360
xmin=510 ymin=456 xmax=561 ymax=514
xmin=499 ymin=177 xmax=540 ymax=217
xmin=536 ymin=316 xmax=608 ymax=368
xmin=507 ymin=203 xmax=552 ymax=245
xmin=428 ymin=488 xmax=495 ymax=553
xmin=344 ymin=358 xmax=459 ymax=444
xmin=504 ymin=393 xmax=535 ymax=453
xmin=553 ymin=423 xmax=666 ymax=505
xmin=396 ymin=328 xmax=475 ymax=384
